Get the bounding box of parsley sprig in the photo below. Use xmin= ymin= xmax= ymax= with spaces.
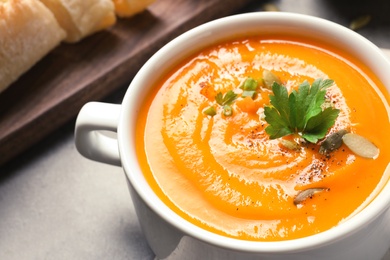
xmin=264 ymin=79 xmax=340 ymax=143
xmin=213 ymin=90 xmax=238 ymax=116
xmin=215 ymin=90 xmax=237 ymax=106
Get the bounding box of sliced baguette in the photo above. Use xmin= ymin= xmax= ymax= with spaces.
xmin=112 ymin=0 xmax=156 ymax=17
xmin=39 ymin=0 xmax=116 ymax=43
xmin=0 ymin=0 xmax=66 ymax=93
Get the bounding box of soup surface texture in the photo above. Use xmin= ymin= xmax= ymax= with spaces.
xmin=136 ymin=35 xmax=390 ymax=241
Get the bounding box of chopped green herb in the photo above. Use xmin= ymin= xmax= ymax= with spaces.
xmin=215 ymin=90 xmax=237 ymax=106
xmin=242 ymin=90 xmax=257 ymax=99
xmin=240 ymin=77 xmax=259 ymax=99
xmin=203 ymin=106 xmax=217 ymax=116
xmin=264 ymin=78 xmax=340 ymax=143
xmin=223 ymin=105 xmax=233 ymax=116
xmin=241 ymin=77 xmax=258 ymax=91
xmin=215 ymin=92 xmax=223 ymax=105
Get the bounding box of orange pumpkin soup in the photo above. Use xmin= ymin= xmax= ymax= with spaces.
xmin=135 ymin=35 xmax=390 ymax=241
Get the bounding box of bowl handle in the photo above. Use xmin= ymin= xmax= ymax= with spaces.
xmin=75 ymin=102 xmax=122 ymax=166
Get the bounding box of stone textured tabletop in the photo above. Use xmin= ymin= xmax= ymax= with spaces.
xmin=1 ymin=0 xmax=389 ymax=259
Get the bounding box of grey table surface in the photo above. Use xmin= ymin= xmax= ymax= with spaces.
xmin=1 ymin=1 xmax=390 ymax=259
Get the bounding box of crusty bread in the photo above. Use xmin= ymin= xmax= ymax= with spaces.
xmin=0 ymin=0 xmax=66 ymax=93
xmin=0 ymin=0 xmax=156 ymax=94
xmin=112 ymin=0 xmax=156 ymax=17
xmin=39 ymin=0 xmax=116 ymax=43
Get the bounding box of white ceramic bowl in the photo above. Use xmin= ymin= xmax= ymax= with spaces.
xmin=75 ymin=12 xmax=390 ymax=260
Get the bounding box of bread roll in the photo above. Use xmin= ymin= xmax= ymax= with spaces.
xmin=112 ymin=0 xmax=156 ymax=17
xmin=39 ymin=0 xmax=116 ymax=43
xmin=0 ymin=0 xmax=66 ymax=93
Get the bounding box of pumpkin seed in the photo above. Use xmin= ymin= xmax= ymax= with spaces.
xmin=319 ymin=129 xmax=348 ymax=155
xmin=350 ymin=15 xmax=371 ymax=31
xmin=279 ymin=139 xmax=300 ymax=151
xmin=342 ymin=133 xmax=379 ymax=159
xmin=294 ymin=188 xmax=327 ymax=205
xmin=262 ymin=70 xmax=282 ymax=89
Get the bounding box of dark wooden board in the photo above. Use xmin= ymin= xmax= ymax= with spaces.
xmin=0 ymin=0 xmax=257 ymax=166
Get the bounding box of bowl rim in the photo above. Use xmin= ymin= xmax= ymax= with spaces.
xmin=118 ymin=12 xmax=390 ymax=253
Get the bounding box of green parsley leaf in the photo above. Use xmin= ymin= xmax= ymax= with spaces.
xmin=215 ymin=92 xmax=223 ymax=105
xmin=215 ymin=90 xmax=237 ymax=106
xmin=203 ymin=106 xmax=217 ymax=116
xmin=264 ymin=79 xmax=340 ymax=143
xmin=269 ymin=82 xmax=290 ymax=122
xmin=302 ymin=107 xmax=341 ymax=143
xmin=264 ymin=106 xmax=293 ymax=138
